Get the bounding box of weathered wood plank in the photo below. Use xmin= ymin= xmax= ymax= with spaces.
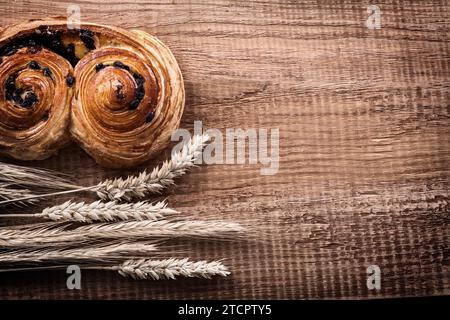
xmin=0 ymin=0 xmax=449 ymax=299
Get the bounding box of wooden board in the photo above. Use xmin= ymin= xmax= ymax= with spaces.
xmin=0 ymin=0 xmax=449 ymax=299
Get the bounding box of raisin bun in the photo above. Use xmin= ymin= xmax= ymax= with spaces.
xmin=0 ymin=18 xmax=185 ymax=168
xmin=0 ymin=26 xmax=74 ymax=160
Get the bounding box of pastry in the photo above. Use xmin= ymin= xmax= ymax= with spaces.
xmin=0 ymin=25 xmax=74 ymax=160
xmin=0 ymin=18 xmax=185 ymax=168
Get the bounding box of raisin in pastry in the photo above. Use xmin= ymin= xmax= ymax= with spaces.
xmin=0 ymin=42 xmax=73 ymax=160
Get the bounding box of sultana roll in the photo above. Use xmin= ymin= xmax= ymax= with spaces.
xmin=0 ymin=24 xmax=74 ymax=160
xmin=0 ymin=18 xmax=185 ymax=168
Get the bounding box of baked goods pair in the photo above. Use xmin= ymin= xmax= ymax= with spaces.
xmin=0 ymin=18 xmax=184 ymax=168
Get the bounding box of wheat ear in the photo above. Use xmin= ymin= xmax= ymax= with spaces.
xmin=0 ymin=134 xmax=210 ymax=206
xmin=102 ymin=258 xmax=230 ymax=280
xmin=0 ymin=258 xmax=230 ymax=280
xmin=0 ymin=220 xmax=246 ymax=247
xmin=0 ymin=243 xmax=158 ymax=264
xmin=0 ymin=184 xmax=39 ymax=207
xmin=94 ymin=133 xmax=210 ymax=201
xmin=3 ymin=200 xmax=177 ymax=223
xmin=0 ymin=162 xmax=80 ymax=191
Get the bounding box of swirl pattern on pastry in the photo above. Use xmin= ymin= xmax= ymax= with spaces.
xmin=0 ymin=19 xmax=185 ymax=168
xmin=0 ymin=45 xmax=73 ymax=160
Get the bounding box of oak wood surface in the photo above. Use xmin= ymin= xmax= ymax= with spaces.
xmin=0 ymin=0 xmax=449 ymax=299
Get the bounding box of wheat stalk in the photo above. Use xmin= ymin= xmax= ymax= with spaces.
xmin=102 ymin=258 xmax=230 ymax=280
xmin=0 ymin=184 xmax=39 ymax=207
xmin=0 ymin=134 xmax=210 ymax=206
xmin=0 ymin=220 xmax=246 ymax=247
xmin=0 ymin=258 xmax=230 ymax=280
xmin=2 ymin=200 xmax=177 ymax=223
xmin=94 ymin=134 xmax=210 ymax=201
xmin=0 ymin=162 xmax=80 ymax=191
xmin=76 ymin=220 xmax=245 ymax=239
xmin=0 ymin=242 xmax=158 ymax=264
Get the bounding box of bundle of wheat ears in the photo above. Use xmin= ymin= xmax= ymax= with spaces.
xmin=0 ymin=134 xmax=245 ymax=281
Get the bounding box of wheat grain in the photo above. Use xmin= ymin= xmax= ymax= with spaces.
xmin=0 ymin=243 xmax=158 ymax=264
xmin=76 ymin=220 xmax=246 ymax=239
xmin=94 ymin=134 xmax=210 ymax=201
xmin=0 ymin=184 xmax=39 ymax=207
xmin=0 ymin=258 xmax=231 ymax=280
xmin=104 ymin=258 xmax=230 ymax=280
xmin=0 ymin=220 xmax=246 ymax=247
xmin=42 ymin=200 xmax=177 ymax=223
xmin=0 ymin=134 xmax=210 ymax=206
xmin=0 ymin=222 xmax=70 ymax=241
xmin=3 ymin=200 xmax=177 ymax=223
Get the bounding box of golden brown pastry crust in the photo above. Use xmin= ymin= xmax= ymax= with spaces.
xmin=71 ymin=25 xmax=185 ymax=168
xmin=0 ymin=25 xmax=74 ymax=160
xmin=0 ymin=18 xmax=185 ymax=167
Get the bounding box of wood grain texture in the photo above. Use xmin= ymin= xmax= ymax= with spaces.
xmin=0 ymin=0 xmax=449 ymax=299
